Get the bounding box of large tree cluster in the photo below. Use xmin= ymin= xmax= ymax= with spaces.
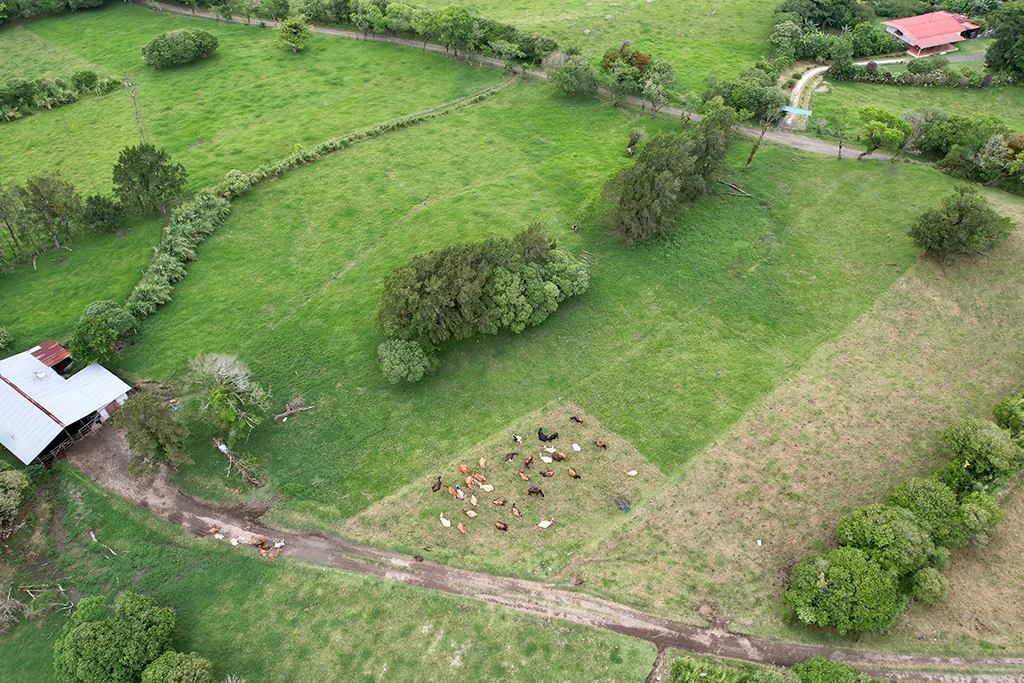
xmin=141 ymin=29 xmax=219 ymax=69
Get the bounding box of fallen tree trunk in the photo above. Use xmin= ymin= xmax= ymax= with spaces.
xmin=213 ymin=438 xmax=265 ymax=488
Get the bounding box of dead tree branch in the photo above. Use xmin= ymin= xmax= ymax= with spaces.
xmin=214 ymin=439 xmax=265 ymax=488
xmin=717 ymin=180 xmax=752 ymax=198
xmin=273 ymin=395 xmax=314 ymax=421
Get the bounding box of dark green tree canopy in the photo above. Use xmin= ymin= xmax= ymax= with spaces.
xmin=886 ymin=477 xmax=966 ymax=548
xmin=141 ymin=651 xmax=215 ymax=683
xmin=70 ymin=300 xmax=138 ymax=366
xmin=114 ymin=391 xmax=191 ymax=478
xmin=112 ymin=143 xmax=187 ymax=216
xmin=987 ymin=1 xmax=1024 ymax=77
xmin=141 ymin=29 xmax=219 ymax=69
xmin=937 ymin=416 xmax=1023 ymax=494
xmin=836 ymin=503 xmax=935 ymax=577
xmin=908 ymin=185 xmax=1013 ymax=258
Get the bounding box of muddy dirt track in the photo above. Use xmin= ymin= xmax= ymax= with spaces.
xmin=65 ymin=428 xmax=1023 ymax=682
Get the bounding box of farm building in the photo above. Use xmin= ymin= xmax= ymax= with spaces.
xmin=0 ymin=341 xmax=130 ymax=466
xmin=883 ymin=11 xmax=981 ymax=57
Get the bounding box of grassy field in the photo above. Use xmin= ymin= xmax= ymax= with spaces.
xmin=373 ymin=0 xmax=776 ymax=92
xmin=0 ymin=3 xmax=502 ymax=194
xmin=0 ymin=466 xmax=657 ymax=682
xmin=100 ymin=81 xmax=972 ymax=539
xmin=555 ymin=192 xmax=1024 ymax=653
xmin=811 ymin=81 xmax=1024 ymax=134
xmin=345 ymin=403 xmax=665 ymax=578
xmin=0 ymin=219 xmax=163 ymax=351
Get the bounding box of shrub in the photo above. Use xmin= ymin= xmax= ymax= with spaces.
xmin=81 ymin=194 xmax=122 ymax=233
xmin=906 ymin=58 xmax=936 ymax=74
xmin=908 ymin=185 xmax=1013 ymax=258
xmin=549 ymin=55 xmax=599 ymax=97
xmin=959 ymin=491 xmax=1006 ymax=544
xmin=377 ymin=339 xmax=435 ymax=384
xmin=150 ymin=253 xmax=188 ymax=283
xmin=70 ymin=300 xmax=138 ymax=365
xmin=670 ymin=657 xmax=746 ymax=683
xmin=70 ymin=70 xmax=98 ymax=93
xmin=113 ymin=143 xmax=188 ymax=216
xmin=126 ymin=278 xmax=175 ymax=318
xmin=911 ymin=566 xmax=947 ymax=604
xmin=937 ymin=416 xmax=1023 ymax=494
xmin=0 ymin=327 xmax=11 ymax=352
xmin=141 ymin=651 xmax=214 ymax=683
xmin=141 ymin=29 xmax=219 ymax=69
xmin=993 ymin=391 xmax=1024 ymax=437
xmin=886 ymin=477 xmax=966 ymax=547
xmin=784 ymin=547 xmax=904 ymax=634
xmin=53 ymin=592 xmax=175 ymax=683
xmin=0 ymin=470 xmax=31 ymax=526
xmin=115 ymin=391 xmax=192 ymax=478
xmin=836 ymin=504 xmax=935 ymax=576
xmin=791 ymin=657 xmax=877 ymax=683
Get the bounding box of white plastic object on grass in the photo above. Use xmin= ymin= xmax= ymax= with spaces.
xmin=625 ymin=470 xmax=638 ymax=477
xmin=571 ymin=443 xmax=581 ymax=452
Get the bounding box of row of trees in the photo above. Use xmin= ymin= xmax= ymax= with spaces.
xmin=0 ymin=144 xmax=188 ymax=268
xmin=784 ymin=397 xmax=1024 ymax=634
xmin=602 ymin=98 xmax=735 ymax=244
xmin=53 ymin=592 xmax=245 ymax=683
xmin=0 ymin=0 xmax=105 ymax=27
xmin=376 ymin=225 xmax=589 ymax=382
xmin=1 ymin=70 xmax=120 ymax=123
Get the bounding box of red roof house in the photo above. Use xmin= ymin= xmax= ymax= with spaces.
xmin=883 ymin=11 xmax=981 ymax=57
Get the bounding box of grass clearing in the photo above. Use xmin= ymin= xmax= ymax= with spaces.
xmin=811 ymin=80 xmax=1024 ymax=134
xmin=345 ymin=403 xmax=664 ymax=578
xmin=0 ymin=3 xmax=503 ymax=194
xmin=103 ymin=81 xmax=970 ymax=537
xmin=0 ymin=220 xmax=163 ymax=349
xmin=0 ymin=466 xmax=657 ymax=682
xmin=557 ymin=192 xmax=1024 ymax=653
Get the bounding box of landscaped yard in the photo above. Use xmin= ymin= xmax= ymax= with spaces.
xmin=0 ymin=3 xmax=502 ymax=194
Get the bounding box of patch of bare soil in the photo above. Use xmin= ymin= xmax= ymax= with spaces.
xmin=560 ymin=224 xmax=1024 ymax=648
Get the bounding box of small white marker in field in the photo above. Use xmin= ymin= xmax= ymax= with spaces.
xmin=571 ymin=443 xmax=581 ymax=452
xmin=756 ymin=539 xmax=762 ymax=547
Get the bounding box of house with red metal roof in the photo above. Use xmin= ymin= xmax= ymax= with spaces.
xmin=883 ymin=11 xmax=981 ymax=57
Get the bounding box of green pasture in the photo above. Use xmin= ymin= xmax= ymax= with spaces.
xmin=0 ymin=467 xmax=656 ymax=682
xmin=0 ymin=3 xmax=502 ymax=194
xmin=98 ymin=82 xmax=965 ymax=538
xmin=811 ymin=80 xmax=1024 ymax=133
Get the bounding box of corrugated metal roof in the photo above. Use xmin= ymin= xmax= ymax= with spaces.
xmin=0 ymin=379 xmax=63 ymax=465
xmin=0 ymin=349 xmax=131 ymax=465
xmin=884 ymin=12 xmax=979 ymax=49
xmin=30 ymin=341 xmax=71 ymax=368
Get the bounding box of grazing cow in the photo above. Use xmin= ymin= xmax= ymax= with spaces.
xmin=541 ymin=470 xmax=555 ymax=477
xmin=594 ymin=440 xmax=608 ymax=449
xmin=538 ymin=428 xmax=559 ymax=442
xmin=524 ymin=455 xmax=534 ymax=469
xmin=505 ymin=452 xmax=518 ymax=462
xmin=492 ymin=499 xmax=506 ymax=506
xmin=568 ymin=467 xmax=581 ymax=480
xmin=512 ymin=434 xmax=523 ymax=444
xmin=570 ymin=416 xmax=584 ymax=424
xmin=511 ymin=503 xmax=522 ymax=518
xmin=495 ymin=521 xmax=509 ymax=531
xmin=458 ymin=464 xmax=471 ymax=475
xmin=431 ymin=476 xmax=442 ymax=493
xmin=519 ymin=470 xmax=530 ymax=481
xmin=528 ymin=487 xmax=545 ymax=497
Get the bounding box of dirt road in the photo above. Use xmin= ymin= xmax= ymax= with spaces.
xmin=65 ymin=427 xmax=1024 ymax=682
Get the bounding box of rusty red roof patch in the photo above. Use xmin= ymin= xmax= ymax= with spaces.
xmin=30 ymin=341 xmax=71 ymax=368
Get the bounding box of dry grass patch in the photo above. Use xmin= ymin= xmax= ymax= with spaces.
xmin=554 ymin=193 xmax=1024 ymax=651
xmin=344 ymin=403 xmax=664 ymax=579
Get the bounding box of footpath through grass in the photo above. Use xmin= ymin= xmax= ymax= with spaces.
xmin=0 ymin=467 xmax=657 ymax=682
xmin=0 ymin=3 xmax=502 ymax=194
xmin=109 ymin=82 xmax=966 ymax=538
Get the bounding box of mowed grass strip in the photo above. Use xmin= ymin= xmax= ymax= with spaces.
xmin=557 ymin=192 xmax=1024 ymax=652
xmin=107 ymin=82 xmax=968 ymax=532
xmin=0 ymin=467 xmax=657 ymax=683
xmin=0 ymin=3 xmax=503 ymax=193
xmin=345 ymin=403 xmax=664 ymax=578
xmin=0 ymin=219 xmax=163 ymax=349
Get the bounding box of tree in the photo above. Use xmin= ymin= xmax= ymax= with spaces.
xmin=993 ymin=391 xmax=1024 ymax=437
xmin=277 ymin=14 xmax=311 ymax=52
xmin=691 ymin=97 xmax=735 ymax=192
xmin=836 ymin=504 xmax=936 ymax=576
xmin=261 ymin=0 xmax=288 ymax=20
xmin=378 ymin=339 xmax=435 ymax=383
xmin=908 ymin=185 xmax=1013 ymax=259
xmin=958 ymin=491 xmax=1006 ymax=544
xmin=432 ymin=5 xmax=472 ymax=55
xmin=240 ymin=0 xmax=259 ymax=24
xmin=910 ymin=567 xmax=947 ymax=604
xmin=641 ymin=60 xmax=675 ymax=117
xmin=857 ymin=106 xmax=911 ymax=160
xmin=549 ymin=55 xmax=599 ymax=97
xmin=81 ymin=194 xmax=122 ymax=233
xmin=188 ymin=353 xmax=270 ymax=440
xmin=53 ymin=593 xmax=175 ymax=683
xmin=784 ymin=547 xmax=904 ymax=634
xmin=69 ymin=301 xmax=137 ymax=366
xmin=489 ymin=39 xmax=524 ymax=71
xmin=937 ymin=416 xmax=1023 ymax=494
xmin=0 ymin=470 xmax=30 ymax=527
xmin=141 ymin=652 xmax=214 ymax=683
xmin=769 ymin=20 xmax=803 ymax=61
xmin=887 ymin=478 xmax=966 ymax=548
xmin=217 ymin=1 xmax=234 ymax=22
xmin=0 ymin=182 xmax=31 ymax=261
xmin=626 ymin=127 xmax=647 ymax=156
xmin=114 ymin=392 xmax=191 ymax=478
xmin=604 ymin=60 xmax=642 ymax=105
xmin=987 ymin=1 xmax=1024 ymax=77
xmin=26 ymin=171 xmax=82 ymax=248
xmin=113 ymin=144 xmax=187 ymax=216
xmin=141 ymin=29 xmax=219 ymax=68
xmin=349 ymin=0 xmax=384 ymax=36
